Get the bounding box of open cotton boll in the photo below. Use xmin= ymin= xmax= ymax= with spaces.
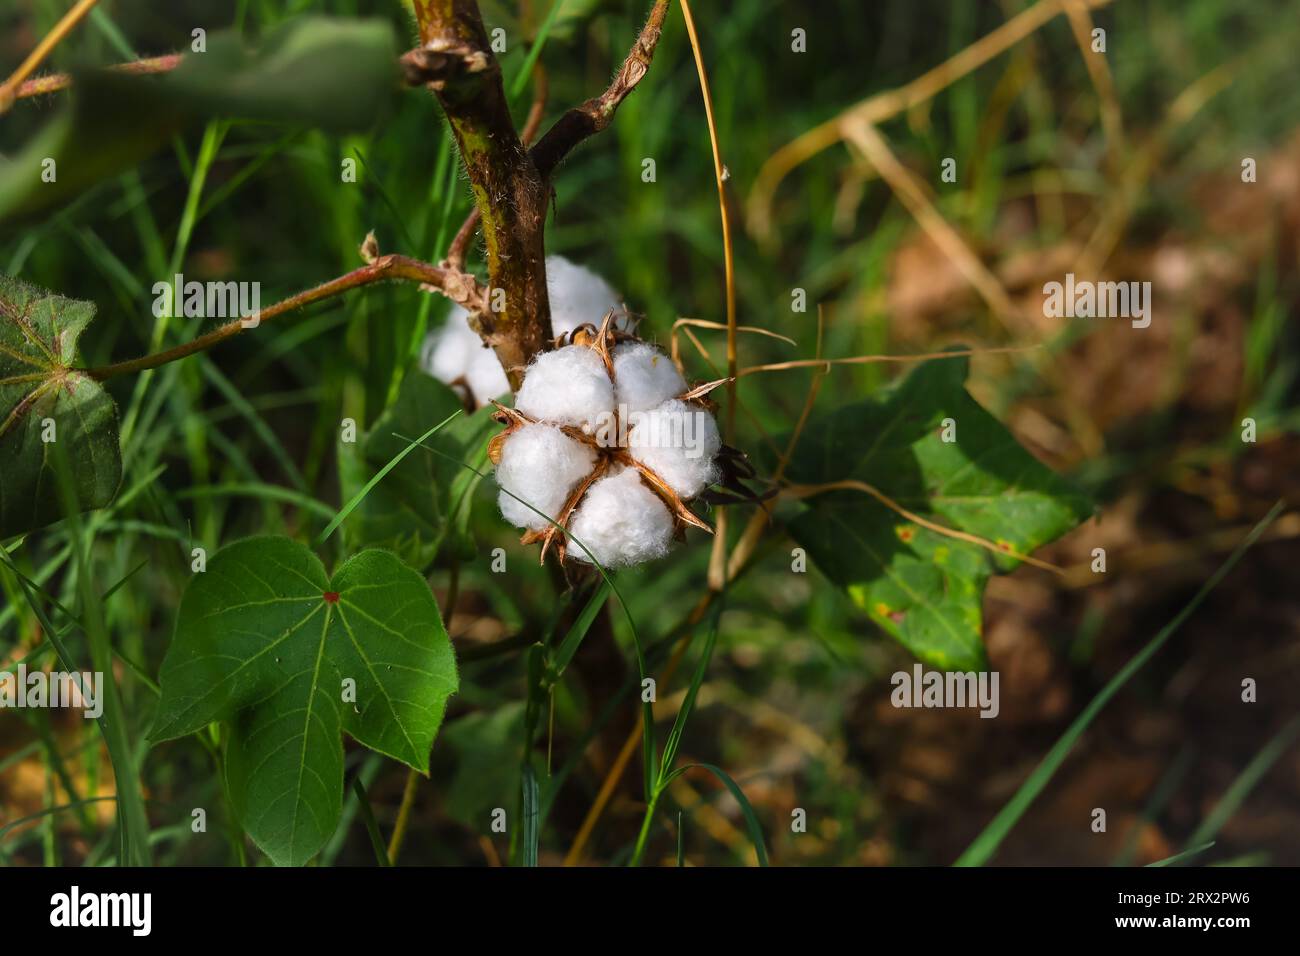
xmin=515 ymin=345 xmax=614 ymax=430
xmin=628 ymin=399 xmax=722 ymax=499
xmin=496 ymin=424 xmax=597 ymax=531
xmin=567 ymin=468 xmax=674 ymax=567
xmin=546 ymin=255 xmax=625 ymax=335
xmin=612 ymin=342 xmax=686 ymax=412
xmin=463 ymin=342 xmax=510 ymax=404
xmin=419 ymin=304 xmax=509 ymax=405
xmin=419 ymin=305 xmax=477 ymax=386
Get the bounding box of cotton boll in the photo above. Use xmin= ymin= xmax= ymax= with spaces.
xmin=627 ymin=399 xmax=722 ymax=499
xmin=463 ymin=343 xmax=510 ymax=404
xmin=567 ymin=468 xmax=674 ymax=567
xmin=420 ymin=305 xmax=477 ymax=386
xmin=496 ymin=424 xmax=597 ymax=530
xmin=545 ymin=255 xmax=626 ymax=335
xmin=612 ymin=342 xmax=686 ymax=413
xmin=419 ymin=304 xmax=509 ymax=405
xmin=515 ymin=345 xmax=615 ymax=430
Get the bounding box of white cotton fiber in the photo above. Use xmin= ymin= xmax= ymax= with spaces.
xmin=546 ymin=255 xmax=625 ymax=335
xmin=515 ymin=345 xmax=615 ymax=430
xmin=612 ymin=342 xmax=686 ymax=413
xmin=495 ymin=424 xmax=597 ymax=530
xmin=627 ymin=399 xmax=722 ymax=499
xmin=419 ymin=304 xmax=509 ymax=405
xmin=567 ymin=467 xmax=674 ymax=567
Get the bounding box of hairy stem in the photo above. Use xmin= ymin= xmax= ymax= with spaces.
xmin=410 ymin=0 xmax=551 ymax=388
xmin=410 ymin=0 xmax=671 ymax=388
xmin=81 ymin=255 xmax=470 ymax=381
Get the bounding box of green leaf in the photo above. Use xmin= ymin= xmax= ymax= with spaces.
xmin=0 ymin=17 xmax=399 ymax=222
xmin=0 ymin=275 xmax=121 ymax=537
xmin=781 ymin=354 xmax=1092 ymax=670
xmin=151 ymin=536 xmax=457 ymax=866
xmin=342 ymin=372 xmax=495 ymax=565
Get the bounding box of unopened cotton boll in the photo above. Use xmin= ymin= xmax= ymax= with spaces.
xmin=515 ymin=345 xmax=614 ymax=431
xmin=567 ymin=467 xmax=674 ymax=567
xmin=628 ymin=399 xmax=722 ymax=499
xmin=495 ymin=423 xmax=597 ymax=531
xmin=612 ymin=342 xmax=686 ymax=412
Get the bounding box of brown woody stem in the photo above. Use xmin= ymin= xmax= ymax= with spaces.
xmin=411 ymin=0 xmax=671 ymax=389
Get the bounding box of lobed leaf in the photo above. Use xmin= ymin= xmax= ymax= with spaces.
xmin=151 ymin=536 xmax=457 ymax=866
xmin=780 ymin=354 xmax=1092 ymax=671
xmin=0 ymin=275 xmax=121 ymax=537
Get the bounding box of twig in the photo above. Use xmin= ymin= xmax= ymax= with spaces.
xmin=0 ymin=0 xmax=101 ymax=114
xmin=80 ymin=255 xmax=478 ymax=381
xmin=529 ymin=0 xmax=671 ymax=179
xmin=13 ymin=53 xmax=183 ymax=103
xmin=736 ymin=344 xmax=1039 ymax=377
xmin=783 ymin=479 xmax=1066 ymax=574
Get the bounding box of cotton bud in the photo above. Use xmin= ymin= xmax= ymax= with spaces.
xmin=491 ymin=317 xmax=724 ymax=568
xmin=419 ymin=255 xmax=626 ymax=406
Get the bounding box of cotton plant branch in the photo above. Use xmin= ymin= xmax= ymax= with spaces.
xmin=79 ymin=254 xmax=477 ymax=381
xmin=528 ymin=0 xmax=670 ymax=179
xmin=0 ymin=0 xmax=101 ymax=114
xmin=406 ymin=0 xmax=671 ymax=389
xmin=405 ymin=0 xmax=553 ymax=389
xmin=10 ymin=54 xmax=183 ymax=103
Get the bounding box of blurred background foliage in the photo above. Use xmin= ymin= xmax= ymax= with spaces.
xmin=1 ymin=0 xmax=1298 ymax=866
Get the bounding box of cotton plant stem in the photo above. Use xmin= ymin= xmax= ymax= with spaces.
xmin=0 ymin=0 xmax=101 ymax=114
xmin=408 ymin=0 xmax=670 ymax=385
xmin=80 ymin=255 xmax=475 ymax=381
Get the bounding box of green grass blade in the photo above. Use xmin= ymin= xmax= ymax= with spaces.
xmin=521 ymin=762 xmax=540 ymax=867
xmin=1185 ymin=714 xmax=1300 ymax=851
xmin=956 ymin=500 xmax=1285 ymax=867
xmin=509 ymin=0 xmax=567 ymax=99
xmin=659 ymin=602 xmax=722 ymax=782
xmin=349 ymin=776 xmax=392 ymax=867
xmin=679 ymin=763 xmax=770 ymax=867
xmin=546 ymin=580 xmax=612 ymax=685
xmin=317 ymin=411 xmax=460 ymax=544
xmin=1147 ymin=841 xmax=1215 ymax=868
